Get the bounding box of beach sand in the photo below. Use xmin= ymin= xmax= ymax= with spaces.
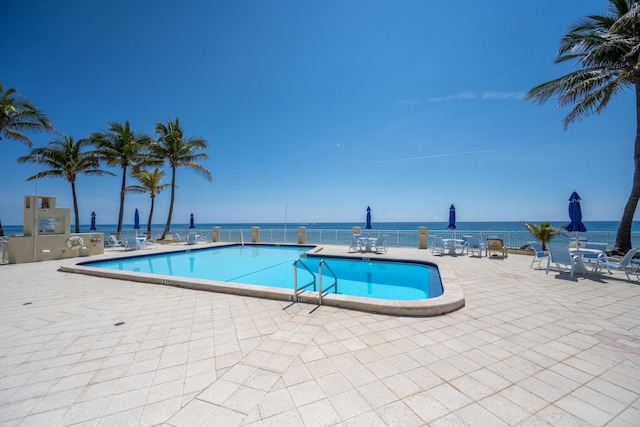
xmin=1 ymin=244 xmax=639 ymax=426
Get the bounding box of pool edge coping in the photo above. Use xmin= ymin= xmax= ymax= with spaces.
xmin=58 ymin=243 xmax=465 ymax=317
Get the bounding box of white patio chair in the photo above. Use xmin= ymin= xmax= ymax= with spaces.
xmin=582 ymin=242 xmax=607 ymax=265
xmin=373 ymin=235 xmax=388 ymax=254
xmin=122 ymin=238 xmax=138 ymax=251
xmin=430 ymin=236 xmax=446 ymax=256
xmin=595 ymin=248 xmax=638 ymax=281
xmin=349 ymin=234 xmax=363 ymax=253
xmin=467 ymin=237 xmax=485 ymax=258
xmin=187 ymin=232 xmax=198 ymax=245
xmin=462 ymin=235 xmax=473 ymax=255
xmin=546 ymin=245 xmax=579 ymax=278
xmin=528 ymin=241 xmax=549 ymax=269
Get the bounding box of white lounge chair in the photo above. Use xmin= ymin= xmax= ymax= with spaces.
xmin=546 ymin=245 xmax=579 ymax=278
xmin=430 ymin=236 xmax=446 ymax=256
xmin=595 ymin=248 xmax=638 ymax=281
xmin=467 ymin=237 xmax=485 ymax=258
xmin=106 ymin=235 xmax=125 ymax=250
xmin=138 ymin=235 xmax=157 ymax=249
xmin=349 ymin=234 xmax=363 ymax=253
xmin=372 ymin=235 xmax=388 ymax=254
xmin=528 ymin=241 xmax=549 ymax=269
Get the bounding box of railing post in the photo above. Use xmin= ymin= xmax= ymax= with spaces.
xmin=419 ymin=226 xmax=428 ymax=249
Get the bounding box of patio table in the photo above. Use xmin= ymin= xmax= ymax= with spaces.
xmin=442 ymin=239 xmax=465 ymax=255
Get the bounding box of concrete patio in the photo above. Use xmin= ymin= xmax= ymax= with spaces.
xmin=1 ymin=244 xmax=639 ymax=426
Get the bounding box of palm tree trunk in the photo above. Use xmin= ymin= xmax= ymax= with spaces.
xmin=117 ymin=164 xmax=126 ymax=235
xmin=147 ymin=194 xmax=154 ymax=235
xmin=163 ymin=166 xmax=176 ymax=236
xmin=614 ymin=84 xmax=640 ymax=254
xmin=71 ymin=180 xmax=80 ymax=233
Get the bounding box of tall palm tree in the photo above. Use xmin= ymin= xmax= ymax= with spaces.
xmin=152 ymin=118 xmax=211 ymax=238
xmin=90 ymin=121 xmax=151 ymax=235
xmin=125 ymin=167 xmax=171 ymax=235
xmin=0 ymin=82 xmax=55 ymax=146
xmin=526 ymin=0 xmax=640 ymax=253
xmin=17 ymin=135 xmax=114 ymax=233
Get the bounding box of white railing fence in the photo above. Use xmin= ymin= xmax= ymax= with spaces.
xmin=131 ymin=228 xmax=639 ymax=251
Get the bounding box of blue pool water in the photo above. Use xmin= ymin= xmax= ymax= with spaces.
xmin=81 ymin=244 xmax=443 ymax=300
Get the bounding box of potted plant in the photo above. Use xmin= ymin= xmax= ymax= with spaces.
xmin=524 ymin=222 xmax=563 ymax=251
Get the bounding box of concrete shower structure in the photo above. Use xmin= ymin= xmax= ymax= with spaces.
xmin=7 ymin=195 xmax=104 ymax=263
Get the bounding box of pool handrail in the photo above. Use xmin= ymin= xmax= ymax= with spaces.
xmin=318 ymin=259 xmax=338 ymax=306
xmin=293 ymin=258 xmax=316 ymax=301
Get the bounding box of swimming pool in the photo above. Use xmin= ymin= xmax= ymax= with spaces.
xmin=64 ymin=244 xmax=465 ymax=316
xmin=79 ymin=244 xmax=443 ymax=300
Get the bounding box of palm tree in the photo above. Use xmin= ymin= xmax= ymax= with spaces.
xmin=126 ymin=167 xmax=171 ymax=235
xmin=525 ymin=0 xmax=640 ymax=253
xmin=90 ymin=121 xmax=151 ymax=235
xmin=152 ymin=118 xmax=212 ymax=238
xmin=524 ymin=222 xmax=563 ymax=251
xmin=17 ymin=135 xmax=114 ymax=233
xmin=0 ymin=82 xmax=55 ymax=146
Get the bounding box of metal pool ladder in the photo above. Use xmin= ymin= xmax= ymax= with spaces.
xmin=292 ymin=258 xmax=338 ymax=306
xmin=318 ymin=259 xmax=338 ymax=306
xmin=292 ymin=258 xmax=316 ymax=301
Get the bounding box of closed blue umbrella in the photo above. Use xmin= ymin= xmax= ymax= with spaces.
xmin=448 ymin=204 xmax=456 ymax=230
xmin=90 ymin=211 xmax=97 ymax=231
xmin=365 ymin=206 xmax=372 ymax=230
xmin=565 ymin=191 xmax=587 ymax=232
xmin=189 ymin=213 xmax=195 ymax=229
xmin=133 ymin=208 xmax=140 ymax=230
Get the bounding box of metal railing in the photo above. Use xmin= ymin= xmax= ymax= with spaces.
xmin=101 ymin=227 xmax=640 ymax=251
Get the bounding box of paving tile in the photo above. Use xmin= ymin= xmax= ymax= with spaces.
xmin=58 ymin=396 xmax=110 ymax=426
xmin=165 ymin=399 xmax=217 ymax=426
xmin=14 ymin=407 xmax=68 ymax=427
xmin=298 ymin=398 xmax=341 ymax=426
xmin=455 ymin=402 xmax=510 ymax=427
xmin=328 ymin=389 xmax=371 ymax=420
xmin=358 ymin=380 xmax=398 ymax=408
xmin=287 ymin=380 xmax=325 ymax=407
xmin=138 ymin=396 xmax=182 ymax=426
xmin=342 ymin=410 xmax=387 ymax=427
xmin=375 ymin=400 xmax=424 ymax=427
xmin=315 ymin=372 xmax=352 ymax=397
xmin=222 ymin=385 xmax=266 ymax=415
xmin=478 ymin=393 xmax=531 ymax=425
xmin=428 ymin=383 xmax=473 ymax=412
xmin=261 ymin=408 xmax=305 ymax=426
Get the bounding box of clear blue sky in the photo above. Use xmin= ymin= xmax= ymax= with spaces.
xmin=1 ymin=0 xmax=636 ymax=227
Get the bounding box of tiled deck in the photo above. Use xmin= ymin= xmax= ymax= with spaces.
xmin=1 ymin=244 xmax=639 ymax=426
